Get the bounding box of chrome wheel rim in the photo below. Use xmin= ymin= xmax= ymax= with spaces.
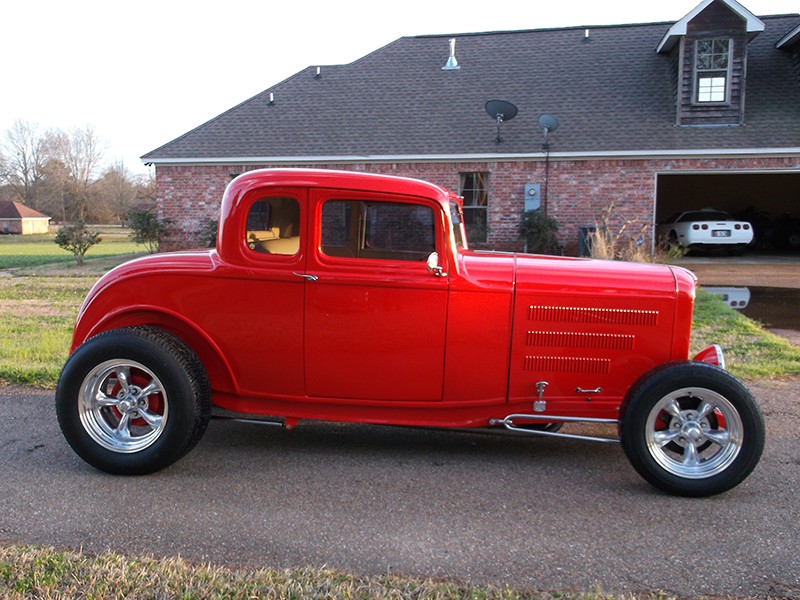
xmin=78 ymin=360 xmax=168 ymax=453
xmin=645 ymin=387 xmax=743 ymax=479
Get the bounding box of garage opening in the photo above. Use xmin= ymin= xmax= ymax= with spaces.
xmin=656 ymin=171 xmax=800 ymax=251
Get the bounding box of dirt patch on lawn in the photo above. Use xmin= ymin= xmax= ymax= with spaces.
xmin=0 ymin=299 xmax=73 ymax=318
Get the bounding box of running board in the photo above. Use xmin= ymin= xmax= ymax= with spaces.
xmin=210 ymin=416 xmax=285 ymax=427
xmin=489 ymin=414 xmax=620 ymax=444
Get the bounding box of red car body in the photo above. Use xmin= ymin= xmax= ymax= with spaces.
xmin=57 ymin=169 xmax=764 ymax=496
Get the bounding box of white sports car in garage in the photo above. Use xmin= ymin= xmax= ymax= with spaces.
xmin=658 ymin=210 xmax=753 ymax=254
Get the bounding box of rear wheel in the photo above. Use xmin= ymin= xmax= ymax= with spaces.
xmin=619 ymin=362 xmax=764 ymax=497
xmin=56 ymin=326 xmax=211 ymax=474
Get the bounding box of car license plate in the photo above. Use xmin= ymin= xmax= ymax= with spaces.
xmin=712 ymin=230 xmax=731 ymax=237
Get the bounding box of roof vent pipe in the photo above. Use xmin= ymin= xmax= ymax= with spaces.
xmin=583 ymin=28 xmax=591 ymax=42
xmin=442 ymin=38 xmax=460 ymax=70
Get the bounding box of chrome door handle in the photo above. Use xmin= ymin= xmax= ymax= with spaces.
xmin=293 ymin=272 xmax=318 ymax=282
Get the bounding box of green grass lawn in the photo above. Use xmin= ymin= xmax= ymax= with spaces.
xmin=0 ymin=277 xmax=95 ymax=387
xmin=0 ymin=543 xmax=679 ymax=600
xmin=0 ymin=229 xmax=146 ymax=269
xmin=691 ymin=288 xmax=800 ymax=379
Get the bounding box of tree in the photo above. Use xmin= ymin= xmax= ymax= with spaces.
xmin=57 ymin=125 xmax=107 ymax=221
xmin=93 ymin=160 xmax=139 ymax=222
xmin=519 ymin=209 xmax=560 ymax=254
xmin=54 ymin=221 xmax=102 ymax=265
xmin=0 ymin=119 xmax=50 ymax=211
xmin=127 ymin=209 xmax=170 ymax=253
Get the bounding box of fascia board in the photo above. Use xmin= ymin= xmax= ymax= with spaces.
xmin=777 ymin=23 xmax=800 ymax=48
xmin=142 ymin=147 xmax=800 ymax=167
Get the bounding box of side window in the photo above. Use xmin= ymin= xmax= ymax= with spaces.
xmin=321 ymin=201 xmax=352 ymax=250
xmin=245 ymin=197 xmax=301 ymax=255
xmin=321 ymin=200 xmax=435 ymax=262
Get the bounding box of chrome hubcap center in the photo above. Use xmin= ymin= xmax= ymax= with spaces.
xmin=682 ymin=422 xmax=703 ymax=442
xmin=116 ymin=386 xmax=146 ymax=414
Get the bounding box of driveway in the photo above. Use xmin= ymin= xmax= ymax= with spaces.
xmin=0 ymin=380 xmax=798 ymax=598
xmin=676 ymin=253 xmax=800 ymax=289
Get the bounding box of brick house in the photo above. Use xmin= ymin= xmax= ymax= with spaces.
xmin=0 ymin=201 xmax=50 ymax=235
xmin=142 ymin=0 xmax=800 ymax=255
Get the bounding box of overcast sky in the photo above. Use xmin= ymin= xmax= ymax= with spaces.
xmin=2 ymin=0 xmax=797 ymax=175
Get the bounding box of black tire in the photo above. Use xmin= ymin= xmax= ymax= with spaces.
xmin=618 ymin=362 xmax=764 ymax=497
xmin=56 ymin=326 xmax=211 ymax=475
xmin=668 ymin=230 xmax=679 ymax=248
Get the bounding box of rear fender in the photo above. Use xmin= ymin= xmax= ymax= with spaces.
xmin=76 ymin=308 xmax=237 ymax=394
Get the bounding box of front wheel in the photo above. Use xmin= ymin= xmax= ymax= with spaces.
xmin=619 ymin=362 xmax=764 ymax=497
xmin=56 ymin=326 xmax=211 ymax=474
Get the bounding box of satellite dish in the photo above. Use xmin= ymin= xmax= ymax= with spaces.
xmin=538 ymin=114 xmax=559 ymax=132
xmin=538 ymin=113 xmax=559 ymax=149
xmin=485 ymin=100 xmax=518 ymax=143
xmin=486 ymin=100 xmax=518 ymax=122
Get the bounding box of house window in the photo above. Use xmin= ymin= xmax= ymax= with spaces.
xmin=459 ymin=173 xmax=488 ymax=244
xmin=695 ymin=38 xmax=730 ymax=103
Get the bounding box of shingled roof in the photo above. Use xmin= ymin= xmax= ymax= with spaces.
xmin=0 ymin=201 xmax=50 ymax=220
xmin=142 ymin=13 xmax=800 ymax=163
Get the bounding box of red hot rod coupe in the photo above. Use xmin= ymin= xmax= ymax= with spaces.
xmin=56 ymin=169 xmax=765 ymax=496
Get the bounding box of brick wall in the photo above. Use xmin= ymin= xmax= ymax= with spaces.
xmin=156 ymin=156 xmax=800 ymax=254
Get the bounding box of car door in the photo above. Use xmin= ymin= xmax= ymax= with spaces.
xmin=303 ymin=188 xmax=449 ymax=401
xmin=219 ymin=189 xmax=307 ymax=397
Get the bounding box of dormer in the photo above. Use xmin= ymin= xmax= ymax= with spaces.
xmin=657 ymin=0 xmax=764 ymax=126
xmin=776 ymin=23 xmax=800 ymax=85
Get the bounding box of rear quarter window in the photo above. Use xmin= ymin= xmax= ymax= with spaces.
xmin=245 ymin=197 xmax=301 ymax=255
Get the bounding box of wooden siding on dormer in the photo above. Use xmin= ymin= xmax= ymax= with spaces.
xmin=675 ymin=0 xmax=748 ymax=126
xmin=792 ymin=48 xmax=800 ymax=86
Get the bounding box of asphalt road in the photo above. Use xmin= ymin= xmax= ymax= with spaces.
xmin=1 ymin=381 xmax=798 ymax=598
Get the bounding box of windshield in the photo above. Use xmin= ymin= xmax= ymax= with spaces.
xmin=449 ymin=199 xmax=466 ymax=249
xmin=678 ymin=211 xmax=731 ymax=222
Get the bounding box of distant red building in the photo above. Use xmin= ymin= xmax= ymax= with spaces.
xmin=0 ymin=201 xmax=51 ymax=235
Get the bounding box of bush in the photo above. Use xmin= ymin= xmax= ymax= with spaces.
xmin=195 ymin=219 xmax=218 ymax=248
xmin=519 ymin=209 xmax=559 ymax=254
xmin=127 ymin=209 xmax=171 ymax=254
xmin=53 ymin=221 xmax=101 ymax=265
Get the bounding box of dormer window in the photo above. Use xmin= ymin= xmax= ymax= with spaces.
xmin=695 ymin=38 xmax=731 ymax=103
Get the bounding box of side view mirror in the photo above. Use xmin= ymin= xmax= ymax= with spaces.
xmin=426 ymin=252 xmax=446 ymax=278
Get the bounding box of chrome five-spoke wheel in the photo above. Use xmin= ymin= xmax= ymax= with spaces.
xmin=645 ymin=388 xmax=742 ymax=479
xmin=619 ymin=362 xmax=765 ymax=497
xmin=79 ymin=360 xmax=169 ymax=453
xmin=56 ymin=327 xmax=211 ymax=474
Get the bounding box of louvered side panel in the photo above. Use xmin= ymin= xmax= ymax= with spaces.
xmin=527 ymin=331 xmax=635 ymax=350
xmin=524 ymin=356 xmax=611 ymax=374
xmin=529 ymin=305 xmax=659 ymax=327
